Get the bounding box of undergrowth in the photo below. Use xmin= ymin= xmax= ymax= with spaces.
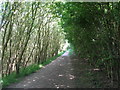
xmin=2 ymin=51 xmax=66 ymax=88
xmin=68 ymin=49 xmax=74 ymax=55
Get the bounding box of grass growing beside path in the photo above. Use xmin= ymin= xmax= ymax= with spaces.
xmin=2 ymin=51 xmax=66 ymax=88
xmin=68 ymin=49 xmax=74 ymax=56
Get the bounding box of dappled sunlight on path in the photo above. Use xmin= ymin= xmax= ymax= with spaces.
xmin=62 ymin=51 xmax=69 ymax=56
xmin=6 ymin=51 xmax=97 ymax=88
xmin=6 ymin=51 xmax=76 ymax=88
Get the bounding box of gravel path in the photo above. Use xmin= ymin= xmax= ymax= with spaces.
xmin=6 ymin=51 xmax=95 ymax=88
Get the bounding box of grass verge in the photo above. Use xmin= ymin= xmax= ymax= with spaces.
xmin=2 ymin=51 xmax=66 ymax=88
xmin=68 ymin=49 xmax=74 ymax=55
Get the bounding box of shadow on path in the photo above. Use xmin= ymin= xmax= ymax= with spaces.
xmin=5 ymin=51 xmax=109 ymax=88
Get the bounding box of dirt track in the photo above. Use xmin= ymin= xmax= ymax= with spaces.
xmin=6 ymin=51 xmax=108 ymax=88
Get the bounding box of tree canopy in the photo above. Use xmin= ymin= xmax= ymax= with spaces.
xmin=52 ymin=2 xmax=120 ymax=87
xmin=0 ymin=2 xmax=65 ymax=77
xmin=1 ymin=1 xmax=120 ymax=88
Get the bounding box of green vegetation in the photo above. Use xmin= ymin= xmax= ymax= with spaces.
xmin=0 ymin=2 xmax=65 ymax=81
xmin=2 ymin=51 xmax=65 ymax=87
xmin=1 ymin=1 xmax=120 ymax=88
xmin=52 ymin=2 xmax=120 ymax=87
xmin=68 ymin=49 xmax=74 ymax=56
xmin=42 ymin=51 xmax=66 ymax=66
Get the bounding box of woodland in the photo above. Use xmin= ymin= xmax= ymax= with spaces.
xmin=1 ymin=2 xmax=120 ymax=88
xmin=52 ymin=2 xmax=120 ymax=87
xmin=0 ymin=2 xmax=65 ymax=85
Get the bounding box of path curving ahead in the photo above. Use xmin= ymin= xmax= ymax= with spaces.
xmin=6 ymin=51 xmax=96 ymax=88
